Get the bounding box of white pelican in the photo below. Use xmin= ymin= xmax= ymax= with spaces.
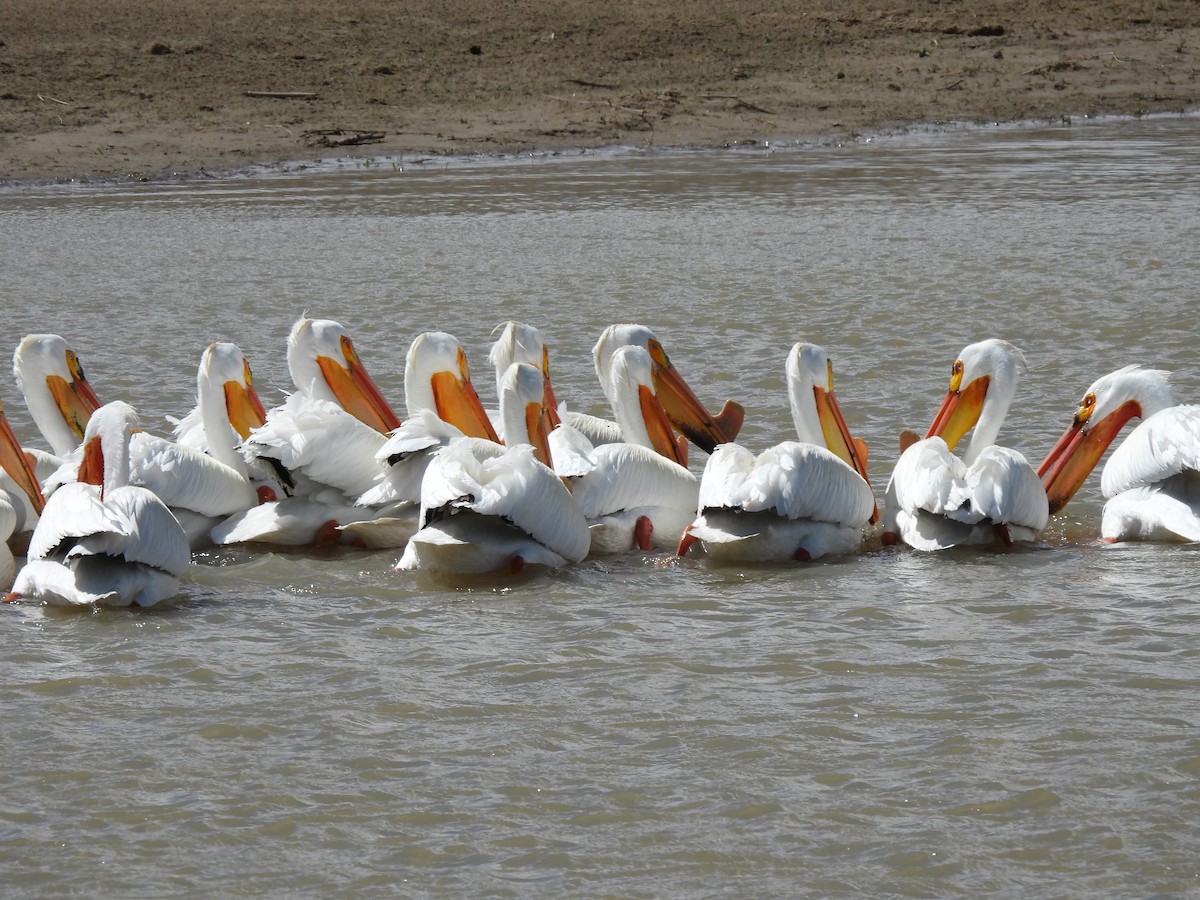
xmin=677 ymin=342 xmax=875 ymax=562
xmin=565 ymin=324 xmax=745 ymax=455
xmin=214 ymin=317 xmax=405 ymax=547
xmin=6 ymin=402 xmax=190 ymax=608
xmin=1038 ymin=365 xmax=1200 ymax=542
xmin=486 ymin=321 xmax=561 ymax=439
xmin=404 ymin=331 xmax=500 ymax=441
xmin=12 ymin=333 xmax=103 ymax=500
xmin=396 ymin=362 xmax=587 ymax=575
xmin=555 ymin=344 xmax=700 ymax=554
xmin=882 ymin=339 xmax=1048 ymax=550
xmin=0 ymin=400 xmax=47 ymax=587
xmin=333 ymin=331 xmax=512 ymax=549
xmin=286 ymin=316 xmax=402 ymax=433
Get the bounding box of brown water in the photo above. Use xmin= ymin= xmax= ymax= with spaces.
xmin=1 ymin=116 xmax=1199 ymax=896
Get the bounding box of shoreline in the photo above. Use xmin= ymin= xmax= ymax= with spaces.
xmin=2 ymin=1 xmax=1198 ymax=187
xmin=6 ymin=109 xmax=1198 ymax=192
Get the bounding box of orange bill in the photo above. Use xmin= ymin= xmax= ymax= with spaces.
xmin=639 ymin=384 xmax=689 ymax=466
xmin=430 ymin=370 xmax=501 ymax=442
xmin=46 ymin=371 xmax=103 ymax=443
xmin=224 ymin=363 xmax=269 ymax=439
xmin=814 ymin=372 xmax=876 ymax=523
xmin=0 ymin=404 xmax=45 ymax=516
xmin=925 ymin=374 xmax=990 ymax=451
xmin=316 ymin=337 xmax=402 ymax=433
xmin=1039 ymin=399 xmax=1142 ymax=515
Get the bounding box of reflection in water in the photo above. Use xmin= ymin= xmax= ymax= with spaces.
xmin=1 ymin=115 xmax=1199 ymax=895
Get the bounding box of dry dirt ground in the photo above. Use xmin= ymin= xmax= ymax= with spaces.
xmin=1 ymin=0 xmax=1197 ymax=184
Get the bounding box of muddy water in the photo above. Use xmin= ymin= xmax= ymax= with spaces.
xmin=1 ymin=116 xmax=1198 ymax=896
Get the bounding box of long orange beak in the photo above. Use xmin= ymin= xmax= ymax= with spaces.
xmin=0 ymin=405 xmax=45 ymax=516
xmin=639 ymin=384 xmax=689 ymax=466
xmin=430 ymin=371 xmax=501 ymax=442
xmin=46 ymin=372 xmax=103 ymax=443
xmin=814 ymin=378 xmax=876 ymax=523
xmin=316 ymin=339 xmax=402 ymax=434
xmin=650 ymin=359 xmax=744 ymax=454
xmin=926 ymin=375 xmax=990 ymax=451
xmin=224 ymin=369 xmax=268 ymax=439
xmin=77 ymin=433 xmax=106 ymax=499
xmin=1039 ymin=400 xmax=1142 ymax=515
xmin=524 ymin=401 xmax=556 ymax=468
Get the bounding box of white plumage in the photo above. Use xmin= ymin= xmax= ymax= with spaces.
xmin=7 ymin=402 xmax=190 ymax=608
xmin=884 ymin=339 xmax=1047 ymax=550
xmin=1039 ymin=366 xmax=1199 ymax=543
xmin=682 ymin=343 xmax=875 ymax=562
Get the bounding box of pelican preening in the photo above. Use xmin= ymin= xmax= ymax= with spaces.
xmin=6 ymin=319 xmax=1200 ymax=605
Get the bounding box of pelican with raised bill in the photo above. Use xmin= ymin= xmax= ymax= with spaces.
xmin=1038 ymin=365 xmax=1200 ymax=542
xmin=0 ymin=399 xmax=47 ymax=587
xmin=6 ymin=401 xmax=190 ymax=608
xmin=565 ymin=324 xmax=745 ymax=454
xmin=396 ymin=362 xmax=589 ymax=575
xmin=882 ymin=339 xmax=1048 ymax=550
xmin=678 ymin=342 xmax=876 ymax=562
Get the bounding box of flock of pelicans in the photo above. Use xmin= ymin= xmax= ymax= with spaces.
xmin=0 ymin=316 xmax=1197 ymax=609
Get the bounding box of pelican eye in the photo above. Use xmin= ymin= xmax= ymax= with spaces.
xmin=1074 ymin=393 xmax=1097 ymax=424
xmin=948 ymin=359 xmax=964 ymax=391
xmin=648 ymin=338 xmax=671 ymax=367
xmin=66 ymin=350 xmax=87 ymax=381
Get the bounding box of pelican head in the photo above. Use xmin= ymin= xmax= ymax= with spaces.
xmin=405 ymin=332 xmax=500 ymax=442
xmin=0 ymin=400 xmax=46 ymax=517
xmin=287 ymin=316 xmax=401 ymax=434
xmin=925 ymin=339 xmax=1025 ymax=465
xmin=1038 ymin=365 xmax=1175 ymax=515
xmin=787 ymin=342 xmax=872 ymax=495
xmin=489 ymin=322 xmax=560 ymax=426
xmin=593 ymin=324 xmax=744 ymax=454
xmin=498 ymin=362 xmax=556 ymax=467
xmin=607 ymin=344 xmax=689 ymax=466
xmin=77 ymin=400 xmax=139 ymax=499
xmin=199 ymin=342 xmax=268 ymax=441
xmin=13 ymin=333 xmax=103 ymax=457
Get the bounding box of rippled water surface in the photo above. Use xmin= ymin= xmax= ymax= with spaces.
xmin=2 ymin=117 xmax=1199 ymax=896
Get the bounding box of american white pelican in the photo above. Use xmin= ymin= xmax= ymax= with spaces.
xmin=556 ymin=344 xmax=700 ymax=553
xmin=882 ymin=339 xmax=1048 ymax=550
xmin=332 ymin=331 xmax=513 ymax=549
xmin=404 ymin=331 xmax=500 ymax=441
xmin=565 ymin=324 xmax=745 ymax=455
xmin=0 ymin=400 xmax=47 ymax=587
xmin=6 ymin=402 xmax=190 ymax=608
xmin=12 ymin=334 xmax=103 ymax=502
xmin=122 ymin=342 xmax=271 ymax=546
xmin=1037 ymin=365 xmax=1200 ymax=542
xmin=286 ymin=316 xmax=402 ymax=433
xmin=677 ymin=342 xmax=875 ymax=562
xmin=396 ymin=362 xmax=587 ymax=575
xmin=487 ymin=321 xmax=561 ymax=439
xmin=214 ymin=318 xmax=404 ymax=547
